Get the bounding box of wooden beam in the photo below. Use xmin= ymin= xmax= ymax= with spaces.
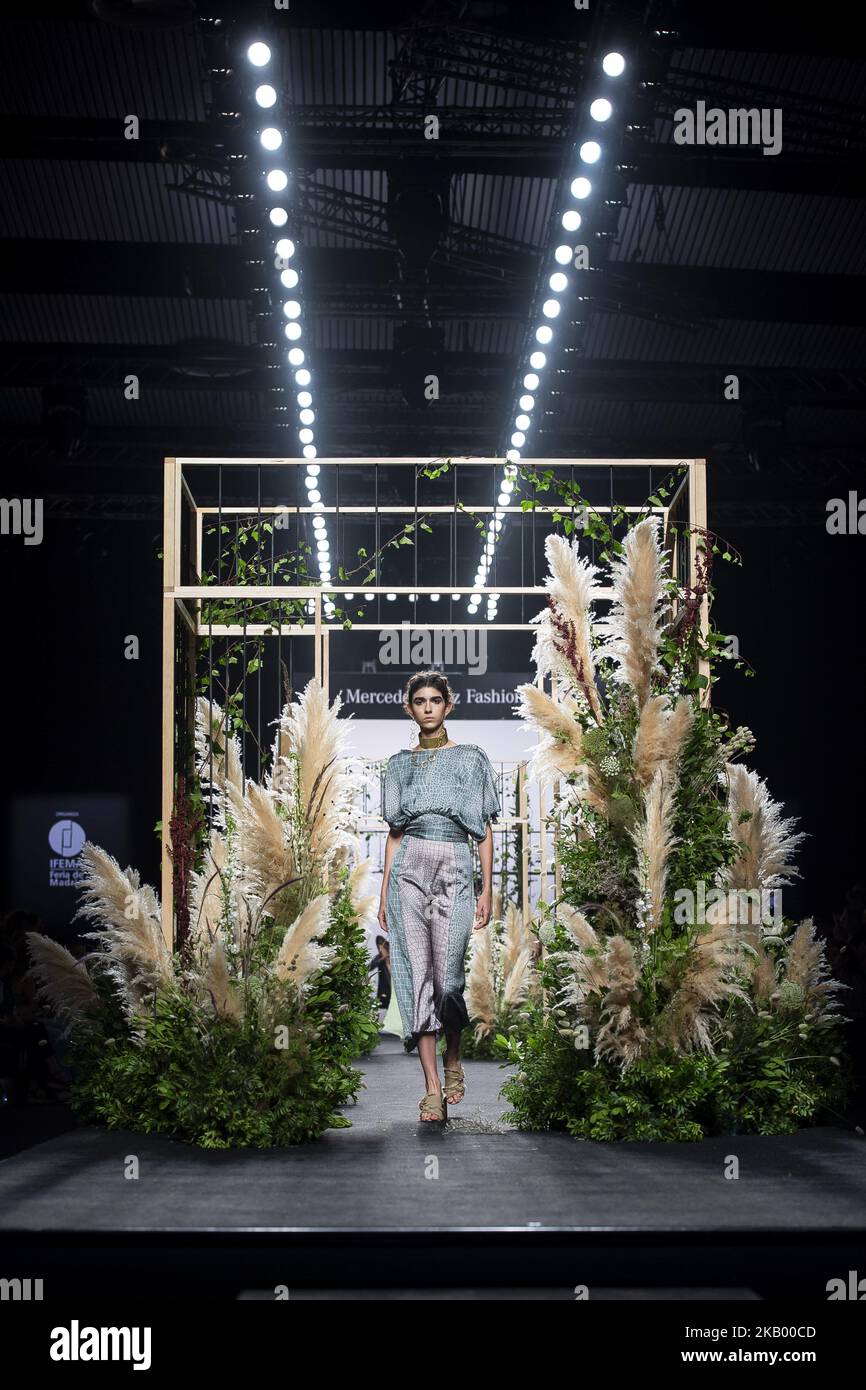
xmin=161 ymin=458 xmax=177 ymax=950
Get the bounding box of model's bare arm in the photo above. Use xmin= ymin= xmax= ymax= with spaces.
xmin=474 ymin=823 xmax=493 ymax=929
xmin=378 ymin=827 xmax=403 ymax=931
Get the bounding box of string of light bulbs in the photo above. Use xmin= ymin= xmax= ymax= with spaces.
xmin=245 ymin=38 xmax=336 ymax=620
xmin=466 ymin=48 xmax=628 ymax=624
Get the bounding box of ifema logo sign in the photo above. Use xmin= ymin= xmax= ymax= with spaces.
xmin=48 ymin=815 xmax=87 ymax=889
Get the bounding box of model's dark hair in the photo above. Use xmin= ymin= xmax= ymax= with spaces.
xmin=402 ymin=669 xmax=453 ymax=711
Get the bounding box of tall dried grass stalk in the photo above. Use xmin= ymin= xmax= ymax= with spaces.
xmin=593 ymin=937 xmax=648 ymax=1068
xmin=553 ymin=905 xmax=617 ymax=1003
xmin=25 ymin=932 xmax=100 ymax=1036
xmin=500 ymin=900 xmax=535 ymax=980
xmin=269 ymin=678 xmax=366 ymax=893
xmin=465 ymin=924 xmax=496 ymax=1037
xmin=658 ymin=922 xmax=747 ymax=1053
xmin=631 ymin=765 xmax=678 ymax=931
xmin=725 ymin=763 xmax=807 ymax=891
xmin=529 ymin=534 xmax=604 ymax=720
xmin=514 ymin=683 xmax=606 ymax=810
xmin=203 ymin=937 xmax=245 ymax=1022
xmin=71 ymin=844 xmax=173 ymax=1018
xmin=347 ymin=857 xmax=378 ymax=927
xmin=633 ymin=695 xmax=694 ymax=787
xmin=784 ymin=917 xmax=845 ymax=1022
xmin=597 ymin=516 xmax=669 ymax=707
xmin=271 ymin=893 xmax=336 ymax=988
xmin=194 ymin=697 xmax=245 ymax=831
xmin=187 ymin=832 xmax=228 ymax=960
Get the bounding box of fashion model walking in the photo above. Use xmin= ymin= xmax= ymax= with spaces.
xmin=378 ymin=669 xmax=501 ymax=1122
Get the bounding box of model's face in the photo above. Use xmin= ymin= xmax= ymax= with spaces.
xmin=405 ymin=686 xmax=452 ymax=733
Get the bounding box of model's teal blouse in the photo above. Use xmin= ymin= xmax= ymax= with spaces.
xmin=381 ymin=743 xmax=501 ymax=842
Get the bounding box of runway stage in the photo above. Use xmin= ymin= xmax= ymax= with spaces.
xmin=1 ymin=1037 xmax=864 ymax=1299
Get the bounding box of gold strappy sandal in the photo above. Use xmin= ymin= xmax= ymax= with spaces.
xmin=443 ymin=1064 xmax=465 ymax=1105
xmin=419 ymin=1088 xmax=447 ymax=1122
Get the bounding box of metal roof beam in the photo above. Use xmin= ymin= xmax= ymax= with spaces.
xmin=623 ymin=143 xmax=866 ymax=197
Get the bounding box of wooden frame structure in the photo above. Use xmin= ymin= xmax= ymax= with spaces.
xmin=161 ymin=457 xmax=708 ymax=947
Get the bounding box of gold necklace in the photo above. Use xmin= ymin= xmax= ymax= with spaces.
xmin=414 ymin=723 xmax=449 ymax=767
xmin=418 ymin=724 xmax=448 ymax=749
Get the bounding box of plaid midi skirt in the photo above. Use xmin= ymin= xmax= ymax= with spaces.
xmin=385 ymin=814 xmax=475 ymax=1053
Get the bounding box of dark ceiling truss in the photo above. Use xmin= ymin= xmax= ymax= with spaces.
xmin=6 ymin=420 xmax=861 ymax=461
xmin=283 ymin=106 xmax=574 ymax=176
xmin=0 ymin=1 xmax=864 ymax=509
xmin=2 ymin=344 xmax=862 ymax=411
xmin=387 ymin=22 xmax=584 ymax=101
xmin=389 ymin=1 xmax=471 ymax=105
xmin=652 ymin=69 xmax=866 ymax=156
xmin=619 ymin=141 xmax=866 ymax=197
xmin=4 ymin=116 xmax=863 ymax=197
xmin=43 ymin=493 xmax=162 ymax=523
xmin=5 ymin=232 xmax=864 ymax=331
xmin=289 ymin=177 xmax=539 ymax=285
xmin=288 ymin=105 xmax=575 ymax=136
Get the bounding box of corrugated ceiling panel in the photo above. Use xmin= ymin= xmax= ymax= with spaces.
xmin=443 ymin=319 xmax=523 ymax=355
xmin=451 ymin=173 xmax=556 ymax=246
xmin=286 ymin=28 xmax=396 ymax=105
xmin=614 ymin=184 xmax=866 ymax=274
xmin=660 ymin=47 xmax=865 ymax=143
xmin=557 ymin=397 xmax=741 ymax=440
xmin=86 ymin=387 xmax=264 ymax=427
xmin=300 ymin=169 xmax=389 ymax=249
xmin=0 ymin=19 xmax=207 ymax=120
xmin=312 ymin=317 xmax=392 ymax=351
xmin=0 ymin=159 xmax=237 ymax=244
xmin=583 ymin=314 xmax=866 ymax=368
xmin=0 ymin=294 xmax=253 ymax=345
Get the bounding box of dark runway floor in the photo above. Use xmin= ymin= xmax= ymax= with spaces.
xmin=1 ymin=1034 xmax=864 ymax=1234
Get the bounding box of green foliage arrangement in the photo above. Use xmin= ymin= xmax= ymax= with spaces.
xmin=65 ymin=966 xmax=349 ymax=1150
xmin=496 ymin=506 xmax=851 ymax=1141
xmin=26 ymin=679 xmax=382 ymax=1148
